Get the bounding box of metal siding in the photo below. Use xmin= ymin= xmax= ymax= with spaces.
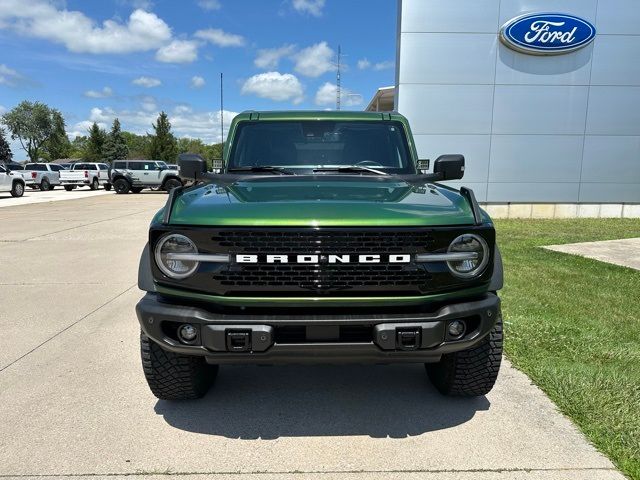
xmin=397 ymin=0 xmax=640 ymax=203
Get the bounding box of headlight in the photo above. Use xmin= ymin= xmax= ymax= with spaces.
xmin=446 ymin=234 xmax=489 ymax=278
xmin=154 ymin=234 xmax=199 ymax=279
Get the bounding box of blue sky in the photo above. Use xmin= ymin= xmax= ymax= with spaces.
xmin=0 ymin=0 xmax=397 ymax=158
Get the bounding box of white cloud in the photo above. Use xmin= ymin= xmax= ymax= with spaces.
xmin=72 ymin=104 xmax=238 ymax=143
xmin=314 ymin=82 xmax=362 ymax=108
xmin=139 ymin=95 xmax=158 ymax=112
xmin=83 ymin=86 xmax=113 ymax=98
xmin=357 ymin=58 xmax=371 ymax=70
xmin=132 ymin=76 xmax=161 ymax=88
xmin=254 ymin=44 xmax=296 ymax=70
xmin=293 ymin=41 xmax=334 ymax=77
xmin=195 ymin=28 xmax=245 ymax=47
xmin=0 ymin=2 xmax=172 ymax=54
xmin=292 ymin=0 xmax=325 ymax=16
xmin=0 ymin=64 xmax=23 ymax=87
xmin=373 ymin=60 xmax=394 ymax=71
xmin=241 ymin=72 xmax=304 ymax=104
xmin=155 ymin=39 xmax=198 ymax=63
xmin=191 ymin=76 xmax=206 ymax=88
xmin=357 ymin=58 xmax=394 ymax=71
xmin=197 ymin=0 xmax=221 ymax=11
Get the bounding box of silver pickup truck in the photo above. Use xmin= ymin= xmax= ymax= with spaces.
xmin=5 ymin=164 xmax=36 ymax=188
xmin=22 ymin=163 xmax=65 ymax=191
xmin=59 ymin=162 xmax=111 ymax=191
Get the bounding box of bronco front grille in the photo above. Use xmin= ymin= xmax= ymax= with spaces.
xmin=211 ymin=229 xmax=435 ymax=254
xmin=151 ymin=227 xmax=495 ymax=297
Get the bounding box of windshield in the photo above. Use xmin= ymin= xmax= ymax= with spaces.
xmin=227 ymin=120 xmax=416 ymax=174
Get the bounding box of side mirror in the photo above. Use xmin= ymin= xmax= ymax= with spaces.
xmin=433 ymin=154 xmax=465 ymax=181
xmin=417 ymin=159 xmax=430 ymax=174
xmin=178 ymin=153 xmax=207 ymax=181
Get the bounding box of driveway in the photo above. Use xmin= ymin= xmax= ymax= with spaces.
xmin=0 ymin=193 xmax=624 ymax=479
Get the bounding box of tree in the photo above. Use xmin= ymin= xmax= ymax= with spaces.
xmin=103 ymin=118 xmax=129 ymax=162
xmin=42 ymin=110 xmax=72 ymax=161
xmin=1 ymin=101 xmax=57 ymax=162
xmin=147 ymin=111 xmax=178 ymax=162
xmin=0 ymin=127 xmax=13 ymax=164
xmin=85 ymin=122 xmax=106 ymax=161
xmin=122 ymin=131 xmax=150 ymax=159
xmin=69 ymin=136 xmax=88 ymax=159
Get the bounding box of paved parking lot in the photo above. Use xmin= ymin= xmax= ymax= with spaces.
xmin=0 ymin=192 xmax=625 ymax=479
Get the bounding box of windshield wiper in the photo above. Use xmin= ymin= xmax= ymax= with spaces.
xmin=227 ymin=166 xmax=296 ymax=175
xmin=313 ymin=165 xmax=388 ymax=176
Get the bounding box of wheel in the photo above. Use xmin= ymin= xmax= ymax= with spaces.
xmin=64 ymin=185 xmax=74 ymax=191
xmin=49 ymin=185 xmax=55 ymax=191
xmin=90 ymin=178 xmax=99 ymax=190
xmin=426 ymin=317 xmax=503 ymax=397
xmin=131 ymin=187 xmax=144 ymax=194
xmin=104 ymin=183 xmax=112 ymax=191
xmin=113 ymin=178 xmax=130 ymax=194
xmin=163 ymin=178 xmax=182 ymax=192
xmin=10 ymin=181 xmax=24 ymax=197
xmin=40 ymin=178 xmax=50 ymax=191
xmin=29 ymin=185 xmax=38 ymax=190
xmin=140 ymin=331 xmax=217 ymax=400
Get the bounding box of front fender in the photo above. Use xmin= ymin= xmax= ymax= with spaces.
xmin=489 ymin=244 xmax=504 ymax=291
xmin=138 ymin=243 xmax=156 ymax=292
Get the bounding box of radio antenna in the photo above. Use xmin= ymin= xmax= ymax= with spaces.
xmin=220 ymin=72 xmax=224 ymax=163
xmin=336 ymin=45 xmax=341 ymax=111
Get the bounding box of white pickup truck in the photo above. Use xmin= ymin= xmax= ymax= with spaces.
xmin=59 ymin=162 xmax=111 ymax=191
xmin=22 ymin=163 xmax=65 ymax=191
xmin=0 ymin=164 xmax=26 ymax=197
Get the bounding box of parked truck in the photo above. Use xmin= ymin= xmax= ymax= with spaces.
xmin=0 ymin=164 xmax=26 ymax=197
xmin=136 ymin=111 xmax=504 ymax=401
xmin=22 ymin=163 xmax=64 ymax=191
xmin=59 ymin=162 xmax=111 ymax=191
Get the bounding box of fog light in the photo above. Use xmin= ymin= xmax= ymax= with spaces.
xmin=448 ymin=320 xmax=466 ymax=338
xmin=178 ymin=324 xmax=197 ymax=343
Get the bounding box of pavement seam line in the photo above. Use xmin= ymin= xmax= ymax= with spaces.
xmin=21 ymin=208 xmax=159 ymax=241
xmin=0 ymin=467 xmax=621 ymax=477
xmin=0 ymin=284 xmax=137 ymax=374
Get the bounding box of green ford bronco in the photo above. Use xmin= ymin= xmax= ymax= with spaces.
xmin=136 ymin=111 xmax=503 ymax=400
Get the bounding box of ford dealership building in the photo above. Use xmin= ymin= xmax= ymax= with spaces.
xmin=369 ymin=0 xmax=640 ymax=217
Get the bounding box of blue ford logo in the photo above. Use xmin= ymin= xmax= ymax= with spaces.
xmin=500 ymin=13 xmax=596 ymax=55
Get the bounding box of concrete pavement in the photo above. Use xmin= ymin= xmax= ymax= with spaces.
xmin=0 ymin=193 xmax=625 ymax=479
xmin=546 ymin=237 xmax=640 ymax=271
xmin=0 ymin=185 xmax=110 ymax=208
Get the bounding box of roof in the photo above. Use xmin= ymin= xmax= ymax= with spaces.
xmin=234 ymin=110 xmax=405 ymax=122
xmin=366 ymin=86 xmax=395 ymax=112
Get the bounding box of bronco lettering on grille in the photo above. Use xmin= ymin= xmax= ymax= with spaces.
xmin=235 ymin=254 xmax=412 ymax=264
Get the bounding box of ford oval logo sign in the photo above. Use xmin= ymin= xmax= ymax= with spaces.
xmin=500 ymin=13 xmax=596 ymax=55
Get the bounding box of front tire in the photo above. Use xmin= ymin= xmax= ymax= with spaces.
xmin=64 ymin=185 xmax=75 ymax=191
xmin=131 ymin=187 xmax=144 ymax=193
xmin=163 ymin=178 xmax=182 ymax=192
xmin=104 ymin=183 xmax=112 ymax=191
xmin=113 ymin=178 xmax=130 ymax=194
xmin=426 ymin=317 xmax=503 ymax=397
xmin=10 ymin=181 xmax=24 ymax=197
xmin=140 ymin=332 xmax=217 ymax=400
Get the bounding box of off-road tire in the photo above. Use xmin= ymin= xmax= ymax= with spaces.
xmin=131 ymin=187 xmax=144 ymax=194
xmin=64 ymin=185 xmax=75 ymax=191
xmin=90 ymin=178 xmax=99 ymax=190
xmin=10 ymin=181 xmax=24 ymax=197
xmin=104 ymin=183 xmax=112 ymax=191
xmin=426 ymin=318 xmax=503 ymax=397
xmin=40 ymin=178 xmax=50 ymax=191
xmin=163 ymin=178 xmax=182 ymax=192
xmin=113 ymin=178 xmax=130 ymax=194
xmin=140 ymin=331 xmax=217 ymax=400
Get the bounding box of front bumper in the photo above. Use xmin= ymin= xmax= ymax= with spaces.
xmin=136 ymin=293 xmax=500 ymax=364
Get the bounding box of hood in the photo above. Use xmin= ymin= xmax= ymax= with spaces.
xmin=167 ymin=175 xmax=476 ymax=227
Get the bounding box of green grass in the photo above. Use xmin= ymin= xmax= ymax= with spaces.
xmin=496 ymin=218 xmax=640 ymax=479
